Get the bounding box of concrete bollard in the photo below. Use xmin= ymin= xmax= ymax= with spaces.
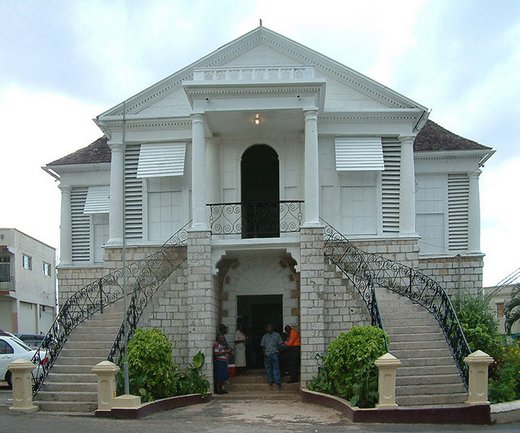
xmin=375 ymin=352 xmax=401 ymax=408
xmin=8 ymin=359 xmax=39 ymax=412
xmin=91 ymin=360 xmax=120 ymax=411
xmin=464 ymin=350 xmax=494 ymax=404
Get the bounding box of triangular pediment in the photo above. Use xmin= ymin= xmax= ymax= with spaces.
xmin=98 ymin=26 xmax=426 ymax=120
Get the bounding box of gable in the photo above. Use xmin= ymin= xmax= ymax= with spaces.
xmin=98 ymin=26 xmax=426 ymax=120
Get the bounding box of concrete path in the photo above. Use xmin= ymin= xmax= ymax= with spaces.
xmin=2 ymin=387 xmax=520 ymax=433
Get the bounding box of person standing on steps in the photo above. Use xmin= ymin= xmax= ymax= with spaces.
xmin=260 ymin=323 xmax=282 ymax=388
xmin=283 ymin=325 xmax=301 ymax=383
xmin=234 ymin=320 xmax=247 ymax=374
xmin=213 ymin=333 xmax=230 ymax=394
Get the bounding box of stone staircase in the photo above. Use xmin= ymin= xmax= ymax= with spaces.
xmin=35 ymin=303 xmax=123 ymax=413
xmin=377 ymin=288 xmax=467 ymax=406
xmin=217 ymin=369 xmax=300 ymax=400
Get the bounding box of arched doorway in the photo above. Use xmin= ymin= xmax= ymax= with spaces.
xmin=241 ymin=144 xmax=280 ymax=238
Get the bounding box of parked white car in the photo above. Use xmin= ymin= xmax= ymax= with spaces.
xmin=0 ymin=335 xmax=39 ymax=389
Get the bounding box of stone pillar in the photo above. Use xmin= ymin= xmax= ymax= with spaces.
xmin=91 ymin=360 xmax=120 ymax=412
xmin=304 ymin=110 xmax=320 ymax=226
xmin=58 ymin=184 xmax=72 ymax=265
xmin=106 ymin=141 xmax=124 ymax=246
xmin=468 ymin=170 xmax=482 ymax=253
xmin=464 ymin=350 xmax=494 ymax=404
xmin=375 ymin=353 xmax=401 ymax=408
xmin=8 ymin=359 xmax=39 ymax=412
xmin=186 ymin=230 xmax=215 ymax=384
xmin=191 ymin=113 xmax=208 ymax=230
xmin=299 ymin=226 xmax=325 ymax=385
xmin=399 ymin=135 xmax=416 ymax=235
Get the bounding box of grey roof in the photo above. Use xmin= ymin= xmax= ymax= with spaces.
xmin=47 ymin=120 xmax=489 ymax=167
xmin=414 ymin=120 xmax=490 ymax=152
xmin=47 ymin=136 xmax=110 ymax=166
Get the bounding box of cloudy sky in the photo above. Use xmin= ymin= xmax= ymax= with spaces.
xmin=1 ymin=0 xmax=518 ymax=286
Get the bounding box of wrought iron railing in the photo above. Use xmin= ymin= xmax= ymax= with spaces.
xmin=31 ymin=222 xmax=190 ymax=395
xmin=322 ymin=220 xmax=471 ymax=387
xmin=322 ymin=220 xmax=387 ymax=349
xmin=208 ymin=200 xmax=303 ymax=238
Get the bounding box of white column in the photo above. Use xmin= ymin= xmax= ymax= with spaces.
xmin=106 ymin=142 xmax=124 ymax=246
xmin=468 ymin=169 xmax=481 ymax=253
xmin=399 ymin=135 xmax=416 ymax=235
xmin=205 ymin=137 xmax=220 ymax=204
xmin=303 ymin=110 xmax=320 ymax=226
xmin=58 ymin=185 xmax=72 ymax=265
xmin=191 ymin=113 xmax=208 ymax=230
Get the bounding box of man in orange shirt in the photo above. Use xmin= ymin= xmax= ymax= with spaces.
xmin=283 ymin=325 xmax=301 ymax=383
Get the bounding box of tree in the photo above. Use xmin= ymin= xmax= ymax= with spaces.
xmin=505 ymin=284 xmax=520 ymax=335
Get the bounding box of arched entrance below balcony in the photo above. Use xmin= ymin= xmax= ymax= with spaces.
xmin=241 ymin=144 xmax=279 ymax=238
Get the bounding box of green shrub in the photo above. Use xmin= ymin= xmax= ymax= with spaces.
xmin=173 ymin=351 xmax=210 ymax=396
xmin=127 ymin=328 xmax=177 ymax=402
xmin=489 ymin=341 xmax=520 ymax=403
xmin=308 ymin=326 xmax=388 ymax=408
xmin=452 ymin=293 xmax=503 ymax=359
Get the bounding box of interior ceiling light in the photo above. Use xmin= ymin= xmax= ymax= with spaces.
xmin=254 ymin=113 xmax=261 ymax=125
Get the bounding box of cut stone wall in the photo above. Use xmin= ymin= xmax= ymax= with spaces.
xmin=349 ymin=237 xmax=420 ymax=268
xmin=56 ymin=266 xmax=106 ymax=305
xmin=418 ymin=254 xmax=484 ymax=295
xmin=185 ymin=230 xmax=217 ymax=383
xmin=299 ymin=226 xmax=326 ymax=385
xmin=323 ymin=261 xmax=370 ymax=345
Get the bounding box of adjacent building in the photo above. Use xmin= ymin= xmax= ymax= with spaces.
xmin=0 ymin=229 xmax=56 ymax=334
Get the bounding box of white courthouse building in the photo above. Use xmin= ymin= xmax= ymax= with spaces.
xmin=44 ymin=27 xmax=494 ymax=386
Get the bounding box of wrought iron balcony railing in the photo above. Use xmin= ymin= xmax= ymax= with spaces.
xmin=31 ymin=222 xmax=190 ymax=396
xmin=208 ymin=201 xmax=304 ymax=238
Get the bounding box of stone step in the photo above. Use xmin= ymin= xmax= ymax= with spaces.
xmin=396 ymin=364 xmax=459 ymax=376
xmin=36 ymin=390 xmax=98 ymax=402
xmin=398 ymin=356 xmax=456 ymax=367
xmin=390 ymin=339 xmax=448 ymax=351
xmin=60 ymin=348 xmax=108 ymax=358
xmin=228 ymin=382 xmax=299 ymax=392
xmin=383 ymin=325 xmax=438 ymax=334
xmin=54 ymin=356 xmax=105 ymax=366
xmin=383 ymin=317 xmax=438 ymax=327
xmin=397 ymin=393 xmax=467 ymax=407
xmin=230 ymin=374 xmax=267 ymax=384
xmin=64 ymin=341 xmax=112 ymax=350
xmin=390 ymin=332 xmax=444 ymax=343
xmin=46 ymin=373 xmax=97 ymax=383
xmin=397 ymin=383 xmax=466 ymax=396
xmin=43 ymin=381 xmax=98 ymax=392
xmin=391 ymin=348 xmax=453 ymax=359
xmin=67 ymin=333 xmax=117 ymax=342
xmin=52 ymin=365 xmax=96 ymax=374
xmin=72 ymin=325 xmax=120 ymax=335
xmin=36 ymin=401 xmax=98 ymax=413
xmin=396 ymin=374 xmax=463 ymax=386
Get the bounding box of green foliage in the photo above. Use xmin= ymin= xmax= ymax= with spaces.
xmin=452 ymin=293 xmax=520 ymax=403
xmin=120 ymin=328 xmax=209 ymax=402
xmin=452 ymin=293 xmax=502 ymax=359
xmin=308 ymin=326 xmax=388 ymax=408
xmin=489 ymin=341 xmax=520 ymax=403
xmin=127 ymin=328 xmax=177 ymax=402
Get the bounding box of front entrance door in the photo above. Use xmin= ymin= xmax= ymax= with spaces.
xmin=237 ymin=294 xmax=283 ymax=369
xmin=241 ymin=144 xmax=280 ymax=238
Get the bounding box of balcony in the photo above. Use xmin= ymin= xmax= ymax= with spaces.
xmin=0 ymin=276 xmax=14 ymax=291
xmin=207 ymin=201 xmax=304 ymax=238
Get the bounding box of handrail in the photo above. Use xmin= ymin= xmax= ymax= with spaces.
xmin=321 ymin=219 xmax=387 ymax=351
xmin=321 ymin=219 xmax=471 ymax=387
xmin=107 ymin=223 xmax=190 ymax=364
xmin=31 ymin=222 xmax=190 ymax=395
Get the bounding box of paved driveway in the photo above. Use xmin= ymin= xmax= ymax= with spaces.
xmin=2 ymin=393 xmax=520 ymax=433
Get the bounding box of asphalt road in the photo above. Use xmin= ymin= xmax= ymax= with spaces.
xmin=1 ymin=388 xmax=520 ymax=433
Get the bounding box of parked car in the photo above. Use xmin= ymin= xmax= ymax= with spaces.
xmin=0 ymin=335 xmax=44 ymax=389
xmin=15 ymin=333 xmax=45 ymax=350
